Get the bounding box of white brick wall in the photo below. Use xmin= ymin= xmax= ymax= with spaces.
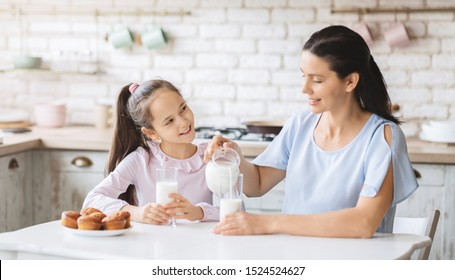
xmin=0 ymin=0 xmax=454 ymax=137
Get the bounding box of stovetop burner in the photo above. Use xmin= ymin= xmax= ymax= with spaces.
xmin=195 ymin=127 xmax=275 ymax=142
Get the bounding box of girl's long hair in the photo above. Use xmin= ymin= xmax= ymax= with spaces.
xmin=107 ymin=79 xmax=181 ymax=205
xmin=303 ymin=25 xmax=400 ymax=124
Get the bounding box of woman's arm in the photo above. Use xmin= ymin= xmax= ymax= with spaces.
xmin=213 ymin=125 xmax=394 ymax=238
xmin=241 ymin=162 xmax=286 ymax=197
xmin=213 ymin=161 xmax=393 ymax=238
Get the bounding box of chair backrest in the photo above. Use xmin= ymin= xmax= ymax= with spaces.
xmin=393 ymin=209 xmax=440 ymax=260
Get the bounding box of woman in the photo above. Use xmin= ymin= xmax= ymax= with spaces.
xmin=204 ymin=25 xmax=418 ymax=238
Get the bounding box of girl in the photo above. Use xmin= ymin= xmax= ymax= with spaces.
xmin=83 ymin=79 xmax=218 ymax=224
xmin=205 ymin=25 xmax=418 ymax=238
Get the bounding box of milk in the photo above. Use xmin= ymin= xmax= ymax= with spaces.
xmin=205 ymin=161 xmax=239 ymax=195
xmin=219 ymin=198 xmax=242 ymax=219
xmin=156 ymin=181 xmax=178 ymax=205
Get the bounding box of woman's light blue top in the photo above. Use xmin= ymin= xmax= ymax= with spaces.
xmin=252 ymin=110 xmax=418 ymax=233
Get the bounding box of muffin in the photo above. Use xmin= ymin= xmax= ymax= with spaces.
xmin=102 ymin=210 xmax=130 ymax=230
xmin=80 ymin=207 xmax=102 ymax=216
xmin=61 ymin=210 xmax=81 ymax=229
xmin=77 ymin=214 xmax=102 ymax=230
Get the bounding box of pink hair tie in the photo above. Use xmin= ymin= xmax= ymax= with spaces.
xmin=129 ymin=83 xmax=139 ymax=94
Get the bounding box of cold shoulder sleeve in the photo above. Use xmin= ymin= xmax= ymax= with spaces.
xmin=360 ymin=123 xmax=418 ymax=205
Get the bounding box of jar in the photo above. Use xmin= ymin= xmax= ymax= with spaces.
xmin=205 ymin=147 xmax=240 ymax=196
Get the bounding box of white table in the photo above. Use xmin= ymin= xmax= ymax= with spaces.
xmin=0 ymin=221 xmax=431 ymax=260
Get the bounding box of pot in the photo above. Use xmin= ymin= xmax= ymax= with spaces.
xmin=242 ymin=120 xmax=284 ymax=135
xmin=34 ymin=103 xmax=66 ymax=128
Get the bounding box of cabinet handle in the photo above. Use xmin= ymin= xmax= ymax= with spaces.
xmin=8 ymin=158 xmax=19 ymax=170
xmin=71 ymin=156 xmax=93 ymax=167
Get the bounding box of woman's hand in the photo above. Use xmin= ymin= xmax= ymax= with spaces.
xmin=203 ymin=135 xmax=242 ymax=163
xmin=212 ymin=212 xmax=275 ymax=235
xmin=122 ymin=203 xmax=170 ymax=225
xmin=164 ymin=193 xmax=204 ymax=221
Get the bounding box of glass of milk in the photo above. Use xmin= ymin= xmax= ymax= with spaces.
xmin=156 ymin=167 xmax=179 ymax=228
xmin=219 ymin=174 xmax=244 ymax=220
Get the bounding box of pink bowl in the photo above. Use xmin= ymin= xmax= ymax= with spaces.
xmin=34 ymin=104 xmax=67 ymax=127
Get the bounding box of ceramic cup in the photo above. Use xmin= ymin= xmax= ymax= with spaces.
xmin=384 ymin=22 xmax=410 ymax=48
xmin=353 ymin=22 xmax=374 ymax=46
xmin=108 ymin=24 xmax=134 ymax=49
xmin=141 ymin=25 xmax=167 ymax=49
xmin=93 ymin=104 xmax=112 ymax=129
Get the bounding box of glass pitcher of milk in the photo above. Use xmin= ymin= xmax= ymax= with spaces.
xmin=205 ymin=147 xmax=240 ymax=196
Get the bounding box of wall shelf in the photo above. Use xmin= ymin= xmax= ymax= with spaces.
xmin=331 ymin=6 xmax=455 ymax=14
xmin=0 ymin=7 xmax=190 ymax=16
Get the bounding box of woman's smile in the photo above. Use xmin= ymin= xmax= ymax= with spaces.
xmin=308 ymin=98 xmax=321 ymax=106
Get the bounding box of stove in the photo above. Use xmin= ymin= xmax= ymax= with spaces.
xmin=195 ymin=127 xmax=276 ymax=142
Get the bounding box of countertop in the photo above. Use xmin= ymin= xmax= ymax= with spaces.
xmin=0 ymin=220 xmax=431 ymax=260
xmin=1 ymin=125 xmax=455 ymax=164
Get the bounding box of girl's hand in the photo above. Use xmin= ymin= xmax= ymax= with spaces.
xmin=123 ymin=203 xmax=170 ymax=225
xmin=164 ymin=193 xmax=204 ymax=221
xmin=211 ymin=212 xmax=274 ymax=235
xmin=203 ymin=135 xmax=242 ymax=163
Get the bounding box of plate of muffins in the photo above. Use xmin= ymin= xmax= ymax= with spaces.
xmin=61 ymin=207 xmax=132 ymax=237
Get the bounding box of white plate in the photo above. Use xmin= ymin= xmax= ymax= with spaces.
xmin=419 ymin=132 xmax=455 ymax=144
xmin=64 ymin=226 xmax=132 ymax=237
xmin=0 ymin=110 xmax=29 ymax=123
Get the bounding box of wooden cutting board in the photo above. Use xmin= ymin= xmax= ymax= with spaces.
xmin=0 ymin=121 xmax=33 ymax=129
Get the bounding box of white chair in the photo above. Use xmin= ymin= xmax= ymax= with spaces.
xmin=393 ymin=209 xmax=440 ymax=260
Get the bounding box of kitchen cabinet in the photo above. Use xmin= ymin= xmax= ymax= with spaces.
xmin=243 ymin=180 xmax=285 ymax=214
xmin=0 ymin=152 xmax=33 ymax=232
xmin=396 ymin=163 xmax=455 ymax=260
xmin=239 ymin=157 xmax=285 ymax=214
xmin=32 ymin=150 xmax=108 ymax=224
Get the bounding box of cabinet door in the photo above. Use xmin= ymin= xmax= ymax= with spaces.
xmin=0 ymin=152 xmax=32 ymax=232
xmin=33 ymin=150 xmax=107 ymax=223
xmin=396 ymin=164 xmax=445 ymax=259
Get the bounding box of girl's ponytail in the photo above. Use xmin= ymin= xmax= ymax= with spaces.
xmin=107 ymin=84 xmax=148 ymax=205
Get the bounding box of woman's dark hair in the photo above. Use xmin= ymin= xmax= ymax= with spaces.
xmin=107 ymin=79 xmax=182 ymax=205
xmin=303 ymin=25 xmax=400 ymax=124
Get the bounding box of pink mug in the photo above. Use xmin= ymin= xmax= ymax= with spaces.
xmin=384 ymin=22 xmax=410 ymax=48
xmin=353 ymin=22 xmax=374 ymax=46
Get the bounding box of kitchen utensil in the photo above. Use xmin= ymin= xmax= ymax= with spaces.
xmin=108 ymin=24 xmax=134 ymax=49
xmin=94 ymin=104 xmax=113 ymax=129
xmin=141 ymin=24 xmax=167 ymax=49
xmin=1 ymin=128 xmax=31 ymax=133
xmin=206 ymin=147 xmax=240 ymax=196
xmin=14 ymin=55 xmax=42 ymax=69
xmin=34 ymin=103 xmax=66 ymax=128
xmin=156 ymin=167 xmax=179 ymax=228
xmin=353 ymin=21 xmax=374 ymax=46
xmin=420 ymin=120 xmax=455 ymax=143
xmin=0 ymin=110 xmax=29 ymax=123
xmin=242 ymin=120 xmax=284 ymax=135
xmin=384 ymin=22 xmax=410 ymax=48
xmin=219 ymin=174 xmax=243 ymax=220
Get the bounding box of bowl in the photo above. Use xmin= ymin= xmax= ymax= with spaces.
xmin=14 ymin=56 xmax=42 ymax=69
xmin=420 ymin=120 xmax=455 ymax=143
xmin=34 ymin=103 xmax=66 ymax=128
